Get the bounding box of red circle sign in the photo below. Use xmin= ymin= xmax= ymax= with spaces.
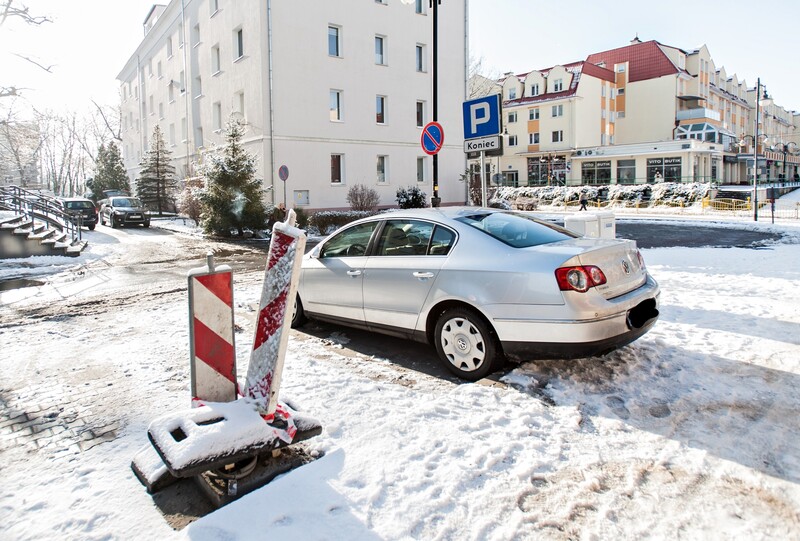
xmin=421 ymin=122 xmax=444 ymax=155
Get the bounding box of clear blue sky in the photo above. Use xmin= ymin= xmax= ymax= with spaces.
xmin=2 ymin=0 xmax=799 ymax=114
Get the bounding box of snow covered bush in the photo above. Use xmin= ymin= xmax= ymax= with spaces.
xmin=494 ymin=182 xmax=711 ymax=208
xmin=309 ymin=210 xmax=374 ymax=235
xmin=396 ymin=186 xmax=427 ymax=209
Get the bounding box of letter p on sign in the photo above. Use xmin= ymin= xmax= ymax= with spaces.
xmin=462 ymin=95 xmax=501 ymax=140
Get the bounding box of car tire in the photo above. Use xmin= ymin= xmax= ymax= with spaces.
xmin=434 ymin=307 xmax=503 ymax=381
xmin=143 ymin=222 xmax=150 ymax=228
xmin=291 ymin=295 xmax=307 ymax=328
xmin=88 ymin=224 xmax=95 ymax=231
xmin=111 ymin=216 xmax=119 ymax=228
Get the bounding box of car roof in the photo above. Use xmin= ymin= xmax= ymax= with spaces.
xmin=60 ymin=197 xmax=94 ymax=202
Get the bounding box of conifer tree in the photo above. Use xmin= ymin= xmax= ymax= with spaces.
xmin=200 ymin=118 xmax=267 ymax=236
xmin=136 ymin=125 xmax=177 ymax=215
xmin=89 ymin=141 xmax=130 ymax=200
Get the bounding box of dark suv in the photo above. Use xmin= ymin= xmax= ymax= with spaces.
xmin=99 ymin=196 xmax=150 ymax=228
xmin=57 ymin=197 xmax=98 ymax=231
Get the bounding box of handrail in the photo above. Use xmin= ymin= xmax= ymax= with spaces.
xmin=0 ymin=185 xmax=82 ymax=244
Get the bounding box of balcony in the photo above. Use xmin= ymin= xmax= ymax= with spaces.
xmin=676 ymin=108 xmax=721 ymax=122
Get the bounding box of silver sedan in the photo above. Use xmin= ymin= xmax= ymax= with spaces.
xmin=292 ymin=207 xmax=659 ymax=380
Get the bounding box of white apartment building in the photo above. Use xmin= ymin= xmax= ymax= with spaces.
xmin=118 ymin=0 xmax=468 ymax=211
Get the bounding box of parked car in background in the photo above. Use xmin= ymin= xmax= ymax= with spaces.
xmin=99 ymin=196 xmax=150 ymax=228
xmin=56 ymin=197 xmax=98 ymax=231
xmin=292 ymin=207 xmax=660 ymax=380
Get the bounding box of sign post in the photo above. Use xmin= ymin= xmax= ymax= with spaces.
xmin=462 ymin=95 xmax=502 ymax=207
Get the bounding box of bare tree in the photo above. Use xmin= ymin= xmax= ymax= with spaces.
xmin=467 ymin=56 xmax=501 ymax=99
xmin=36 ymin=109 xmax=92 ymax=196
xmin=1 ymin=0 xmax=52 ymax=99
xmin=0 ymin=99 xmax=42 ymax=186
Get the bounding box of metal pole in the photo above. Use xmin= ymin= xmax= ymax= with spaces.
xmin=480 ymin=151 xmax=486 ymax=207
xmin=754 ymin=77 xmax=760 ymax=222
xmin=430 ymin=0 xmax=441 ymax=207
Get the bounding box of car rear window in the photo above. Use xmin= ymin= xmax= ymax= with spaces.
xmin=113 ymin=198 xmax=142 ymax=207
xmin=455 ymin=211 xmax=578 ymax=248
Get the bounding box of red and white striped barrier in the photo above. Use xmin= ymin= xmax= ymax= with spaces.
xmin=187 ymin=254 xmax=237 ymax=404
xmin=244 ymin=209 xmax=306 ymax=417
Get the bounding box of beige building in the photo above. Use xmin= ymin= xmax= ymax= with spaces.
xmin=475 ymin=37 xmax=799 ymax=188
xmin=118 ymin=0 xmax=468 ymax=211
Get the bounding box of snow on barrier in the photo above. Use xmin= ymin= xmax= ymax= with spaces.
xmin=187 ymin=253 xmax=237 ymax=404
xmin=244 ymin=209 xmax=306 ymax=418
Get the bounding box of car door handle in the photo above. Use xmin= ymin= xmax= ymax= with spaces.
xmin=412 ymin=272 xmax=435 ymax=279
xmin=347 ymin=270 xmax=362 ymax=277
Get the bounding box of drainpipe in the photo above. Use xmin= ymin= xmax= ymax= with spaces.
xmin=267 ymin=0 xmax=278 ymax=206
xmin=180 ymin=0 xmax=191 ymax=178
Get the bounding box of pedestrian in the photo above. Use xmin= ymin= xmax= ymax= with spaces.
xmin=579 ymin=193 xmax=588 ymax=211
xmin=654 ymin=171 xmax=663 ymax=183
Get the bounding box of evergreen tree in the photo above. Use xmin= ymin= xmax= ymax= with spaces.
xmin=136 ymin=125 xmax=177 ymax=216
xmin=89 ymin=141 xmax=130 ymax=201
xmin=200 ymin=119 xmax=267 ymax=236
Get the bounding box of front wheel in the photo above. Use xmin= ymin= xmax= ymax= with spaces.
xmin=291 ymin=294 xmax=306 ymax=328
xmin=88 ymin=224 xmax=95 ymax=231
xmin=111 ymin=216 xmax=119 ymax=228
xmin=434 ymin=307 xmax=503 ymax=381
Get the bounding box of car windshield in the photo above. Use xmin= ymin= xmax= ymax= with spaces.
xmin=65 ymin=201 xmax=95 ymax=210
xmin=114 ymin=198 xmax=142 ymax=207
xmin=455 ymin=211 xmax=578 ymax=248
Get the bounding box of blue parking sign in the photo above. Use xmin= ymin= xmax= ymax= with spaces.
xmin=462 ymin=95 xmax=502 ymax=140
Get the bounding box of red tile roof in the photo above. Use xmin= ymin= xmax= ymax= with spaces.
xmin=586 ymin=40 xmax=680 ymax=82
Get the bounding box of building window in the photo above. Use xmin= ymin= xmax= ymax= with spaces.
xmin=508 ymin=111 xmax=517 ymax=123
xmin=647 ymin=157 xmax=682 ymax=182
xmin=582 ymin=160 xmax=611 ymax=185
xmin=328 ymin=26 xmax=340 ymax=57
xmin=192 ymin=24 xmax=200 ymax=47
xmin=148 ymin=95 xmax=154 ymax=115
xmin=551 ymin=104 xmax=563 ymax=117
xmin=508 ymin=87 xmax=516 ymax=100
xmin=157 ymin=61 xmax=162 ymax=79
xmin=234 ymin=28 xmax=244 ymax=59
xmin=169 ymin=123 xmax=176 ymax=146
xmin=530 ymin=83 xmax=539 ymax=96
xmin=618 ymin=88 xmax=625 ymax=95
xmin=416 ymin=101 xmax=424 ymax=127
xmin=416 ymin=44 xmax=425 ymax=72
xmin=211 ymin=45 xmax=221 ymax=73
xmin=508 ymin=135 xmax=518 ymax=146
xmin=552 ymin=130 xmax=563 ymax=142
xmin=179 ymin=71 xmax=185 ymax=94
xmin=415 ymin=0 xmax=424 ymax=13
xmin=617 ymin=64 xmax=626 ymax=73
xmin=167 ymin=37 xmax=173 ymax=58
xmin=168 ymin=84 xmax=175 ymax=102
xmin=331 ymin=154 xmax=343 ymax=183
xmin=417 ymin=157 xmax=425 ymax=182
xmin=194 ymin=76 xmax=202 ymax=98
xmin=529 ymin=108 xmax=539 ymax=120
xmin=553 ymin=78 xmax=563 ymax=92
xmin=375 ymin=36 xmax=386 ymax=65
xmin=618 ymin=111 xmax=626 ymax=118
xmin=235 ymin=91 xmax=245 ymax=119
xmin=617 ymin=159 xmax=636 ymax=184
xmin=376 ymin=155 xmax=387 ymax=183
xmin=330 ymin=90 xmax=342 ymax=121
xmin=195 ymin=126 xmax=204 ymax=147
xmin=181 ymin=117 xmax=187 ymax=142
xmin=529 ymin=132 xmax=539 ymax=145
xmin=210 ymin=0 xmax=219 ymax=15
xmin=158 ymin=102 xmax=164 ymax=119
xmin=376 ymin=95 xmax=386 ymax=124
xmin=213 ymin=101 xmax=222 ymax=130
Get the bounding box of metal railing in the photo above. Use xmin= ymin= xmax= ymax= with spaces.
xmin=0 ymin=185 xmax=83 ymax=244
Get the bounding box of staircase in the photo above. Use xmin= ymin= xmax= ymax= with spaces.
xmin=0 ymin=186 xmax=88 ymax=258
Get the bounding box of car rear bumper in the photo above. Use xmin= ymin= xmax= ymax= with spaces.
xmin=491 ymin=277 xmax=660 ymax=361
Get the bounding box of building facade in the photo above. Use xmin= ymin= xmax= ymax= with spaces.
xmin=476 ymin=38 xmax=799 ymax=189
xmin=118 ymin=0 xmax=468 ymax=211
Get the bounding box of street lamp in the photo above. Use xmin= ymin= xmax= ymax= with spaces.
xmin=736 ymin=78 xmax=768 ymax=221
xmin=402 ymin=0 xmax=441 ymax=207
xmin=776 ymin=142 xmax=798 ymax=184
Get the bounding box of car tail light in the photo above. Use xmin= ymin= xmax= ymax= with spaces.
xmin=555 ymin=265 xmax=607 ymax=293
xmin=636 ymin=250 xmax=646 ymax=270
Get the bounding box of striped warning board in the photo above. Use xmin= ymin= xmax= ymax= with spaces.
xmin=244 ymin=210 xmax=306 ymax=417
xmin=188 ymin=255 xmax=237 ymax=404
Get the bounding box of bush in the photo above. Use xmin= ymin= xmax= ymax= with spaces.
xmin=309 ymin=210 xmax=373 ymax=235
xmin=396 ymin=186 xmax=427 ymax=209
xmin=177 ymin=185 xmax=205 ymax=225
xmin=346 ymin=184 xmax=380 ymax=211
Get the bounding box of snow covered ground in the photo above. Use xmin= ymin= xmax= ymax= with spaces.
xmin=1 ymin=200 xmax=800 ymax=540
